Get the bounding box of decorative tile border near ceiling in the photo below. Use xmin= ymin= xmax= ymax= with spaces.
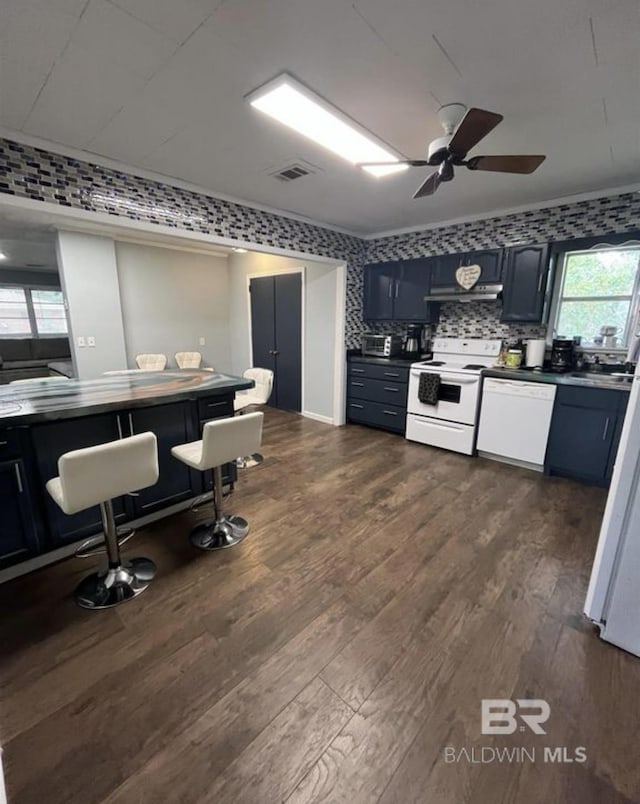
xmin=362 ymin=192 xmax=640 ymax=344
xmin=1 ymin=137 xmax=639 ymax=349
xmin=0 ymin=136 xmax=365 ymax=341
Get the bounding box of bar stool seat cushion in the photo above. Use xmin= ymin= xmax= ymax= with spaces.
xmin=172 ymin=411 xmax=263 ymax=472
xmin=46 ymin=432 xmax=159 ymax=515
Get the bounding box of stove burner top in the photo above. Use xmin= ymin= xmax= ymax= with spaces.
xmin=463 ymin=364 xmax=485 ymax=370
xmin=428 ymin=360 xmax=446 ymax=366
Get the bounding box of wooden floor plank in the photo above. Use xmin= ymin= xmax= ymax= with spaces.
xmin=1 ymin=408 xmax=635 ymax=804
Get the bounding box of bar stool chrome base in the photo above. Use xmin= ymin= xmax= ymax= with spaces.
xmin=189 ymin=515 xmax=249 ymax=551
xmin=75 ymin=557 xmax=157 ymax=609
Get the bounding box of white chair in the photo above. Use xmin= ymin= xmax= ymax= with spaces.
xmin=172 ymin=412 xmax=263 ymax=551
xmin=175 ymin=351 xmax=202 ymax=369
xmin=46 ymin=433 xmax=159 ymax=609
xmin=10 ymin=376 xmax=70 ymax=384
xmin=233 ymin=368 xmax=274 ymax=413
xmin=135 ymin=353 xmax=167 ymax=371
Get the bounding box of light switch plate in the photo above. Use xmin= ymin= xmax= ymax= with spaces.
xmin=87 ymin=336 xmax=96 ymax=347
xmin=77 ymin=336 xmax=85 ymax=347
xmin=199 ymin=337 xmax=206 ymax=346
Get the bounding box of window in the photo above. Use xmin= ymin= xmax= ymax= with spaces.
xmin=31 ymin=289 xmax=67 ymax=335
xmin=0 ymin=285 xmax=68 ymax=338
xmin=551 ymin=246 xmax=640 ymax=349
xmin=0 ymin=287 xmax=32 ymax=336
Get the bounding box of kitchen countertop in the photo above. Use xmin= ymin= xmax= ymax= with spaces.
xmin=347 ymin=352 xmax=429 ymax=366
xmin=0 ymin=370 xmax=253 ymax=424
xmin=482 ymin=367 xmax=633 ymax=392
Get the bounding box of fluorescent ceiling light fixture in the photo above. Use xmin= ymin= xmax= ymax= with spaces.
xmin=0 ymin=252 xmax=6 ymax=260
xmin=247 ymin=74 xmax=408 ymax=178
xmin=232 ymin=247 xmax=248 ymax=253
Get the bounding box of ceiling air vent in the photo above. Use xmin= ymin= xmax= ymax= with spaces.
xmin=268 ymin=161 xmax=317 ymax=183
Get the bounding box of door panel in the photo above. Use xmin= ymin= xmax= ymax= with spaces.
xmin=31 ymin=413 xmax=129 ymax=546
xmin=274 ymin=273 xmax=302 ymax=412
xmin=250 ymin=276 xmax=276 ymax=379
xmin=362 ymin=263 xmax=395 ymax=319
xmin=395 ymin=260 xmax=439 ymax=322
xmin=128 ymin=402 xmax=196 ymax=515
xmin=501 ymin=244 xmax=549 ymax=322
xmin=0 ymin=459 xmax=39 ymax=565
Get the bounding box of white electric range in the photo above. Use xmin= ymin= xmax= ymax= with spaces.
xmin=405 ymin=338 xmax=502 ymax=455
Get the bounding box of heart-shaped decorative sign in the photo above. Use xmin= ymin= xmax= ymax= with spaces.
xmin=456 ymin=263 xmax=482 ymax=290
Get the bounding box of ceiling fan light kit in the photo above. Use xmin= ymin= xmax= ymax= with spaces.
xmin=359 ymin=103 xmax=546 ymax=199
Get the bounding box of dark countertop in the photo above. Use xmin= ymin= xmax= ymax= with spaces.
xmin=483 ymin=367 xmax=633 ymax=392
xmin=347 ymin=351 xmax=429 ymax=367
xmin=0 ymin=370 xmax=253 ymax=425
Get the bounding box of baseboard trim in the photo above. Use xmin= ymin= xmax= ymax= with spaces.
xmin=302 ymin=410 xmax=335 ymax=426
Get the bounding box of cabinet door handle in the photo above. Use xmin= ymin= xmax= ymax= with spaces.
xmin=14 ymin=462 xmax=23 ymax=494
xmin=207 ymin=401 xmax=227 ymax=408
xmin=602 ymin=417 xmax=610 ymax=440
xmin=351 ymin=381 xmax=364 ymax=387
xmin=537 ymin=272 xmax=544 ymax=293
xmin=350 ymin=403 xmax=364 ymax=409
xmin=395 ymin=282 xmax=399 ymax=298
xmin=383 ymin=410 xmax=398 ymax=416
xmin=388 ymin=282 xmax=393 ymax=298
xmin=116 ymin=415 xmax=124 ymax=440
xmin=383 ymin=386 xmax=400 ymax=392
xmin=384 ymin=371 xmax=400 ymax=377
xmin=128 ymin=412 xmax=134 ymax=435
xmin=0 ymin=440 xmax=8 ymax=447
xmin=351 ymin=368 xmax=365 ymax=373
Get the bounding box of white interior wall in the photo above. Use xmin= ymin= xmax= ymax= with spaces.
xmin=228 ymin=251 xmax=343 ymax=423
xmin=56 ymin=231 xmax=128 ymax=378
xmin=115 ymin=242 xmax=231 ymax=371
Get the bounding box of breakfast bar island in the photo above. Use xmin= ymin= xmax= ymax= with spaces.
xmin=0 ymin=370 xmax=253 ymax=579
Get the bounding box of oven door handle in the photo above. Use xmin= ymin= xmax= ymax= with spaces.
xmin=410 ymin=370 xmax=479 ymax=385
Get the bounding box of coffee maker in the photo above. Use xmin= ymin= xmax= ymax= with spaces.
xmin=403 ymin=323 xmax=424 ymax=359
xmin=550 ymin=338 xmax=575 ymax=373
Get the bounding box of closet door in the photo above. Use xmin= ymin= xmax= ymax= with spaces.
xmin=249 ymin=273 xmax=302 ymax=412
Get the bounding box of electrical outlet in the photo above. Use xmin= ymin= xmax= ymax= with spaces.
xmin=87 ymin=336 xmax=96 ymax=347
xmin=77 ymin=336 xmax=86 ymax=348
xmin=199 ymin=336 xmax=206 ymax=346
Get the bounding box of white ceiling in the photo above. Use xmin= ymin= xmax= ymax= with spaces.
xmin=0 ymin=0 xmax=638 ymax=235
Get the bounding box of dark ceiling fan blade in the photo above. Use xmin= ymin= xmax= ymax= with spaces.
xmin=413 ymin=171 xmax=441 ymax=199
xmin=357 ymin=159 xmax=430 ymax=167
xmin=448 ymin=108 xmax=503 ymax=156
xmin=466 ymin=154 xmax=546 ymax=173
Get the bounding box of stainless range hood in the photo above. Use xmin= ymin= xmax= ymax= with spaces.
xmin=424 ymin=283 xmax=503 ymax=303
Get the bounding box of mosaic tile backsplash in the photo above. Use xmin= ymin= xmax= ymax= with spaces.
xmin=1 ymin=137 xmax=639 ymax=348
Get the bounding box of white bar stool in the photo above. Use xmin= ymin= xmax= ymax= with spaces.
xmin=172 ymin=412 xmax=263 ymax=550
xmin=46 ymin=432 xmax=159 ymax=609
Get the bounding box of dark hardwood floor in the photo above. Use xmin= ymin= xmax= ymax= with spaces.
xmin=1 ymin=409 xmax=639 ymax=803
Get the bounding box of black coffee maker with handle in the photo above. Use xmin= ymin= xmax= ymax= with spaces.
xmin=403 ymin=323 xmax=424 ymax=359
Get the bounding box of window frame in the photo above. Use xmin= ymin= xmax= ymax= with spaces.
xmin=547 ymin=238 xmax=640 ymax=352
xmin=0 ymin=282 xmax=68 ymax=339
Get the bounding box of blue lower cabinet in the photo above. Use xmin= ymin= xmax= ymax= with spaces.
xmin=128 ymin=402 xmax=199 ymax=515
xmin=31 ymin=413 xmax=131 ymax=547
xmin=0 ymin=458 xmax=39 ymax=566
xmin=545 ymin=386 xmax=629 ymax=486
xmin=346 ymin=359 xmax=409 ymax=434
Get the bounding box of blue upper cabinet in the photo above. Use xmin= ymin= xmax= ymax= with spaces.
xmin=429 ymin=249 xmax=503 ymax=287
xmin=394 ymin=259 xmax=440 ymax=322
xmin=362 ymin=259 xmax=440 ymax=323
xmin=501 ymin=244 xmax=550 ymax=323
xmin=363 ymin=262 xmax=396 ymax=320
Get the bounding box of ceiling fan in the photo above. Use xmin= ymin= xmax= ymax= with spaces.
xmin=359 ymin=103 xmax=545 ymax=199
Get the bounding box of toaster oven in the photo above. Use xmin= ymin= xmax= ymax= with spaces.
xmin=361 ymin=333 xmax=404 ymax=357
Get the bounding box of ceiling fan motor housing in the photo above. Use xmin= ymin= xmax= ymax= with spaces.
xmin=427 ymin=135 xmax=452 ymax=165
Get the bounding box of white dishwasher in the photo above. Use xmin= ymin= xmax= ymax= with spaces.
xmin=477 ymin=378 xmax=557 ymax=470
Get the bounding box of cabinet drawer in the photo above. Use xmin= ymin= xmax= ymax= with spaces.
xmin=347 ymin=399 xmax=406 ymax=432
xmin=0 ymin=429 xmax=20 ymax=460
xmin=198 ymin=396 xmax=234 ymax=421
xmin=348 ymin=362 xmax=409 ymax=383
xmin=348 ymin=376 xmax=408 ymax=407
xmin=555 ymin=385 xmax=627 ymax=412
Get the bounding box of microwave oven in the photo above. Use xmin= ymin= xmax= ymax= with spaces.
xmin=361 ymin=333 xmax=404 ymax=357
